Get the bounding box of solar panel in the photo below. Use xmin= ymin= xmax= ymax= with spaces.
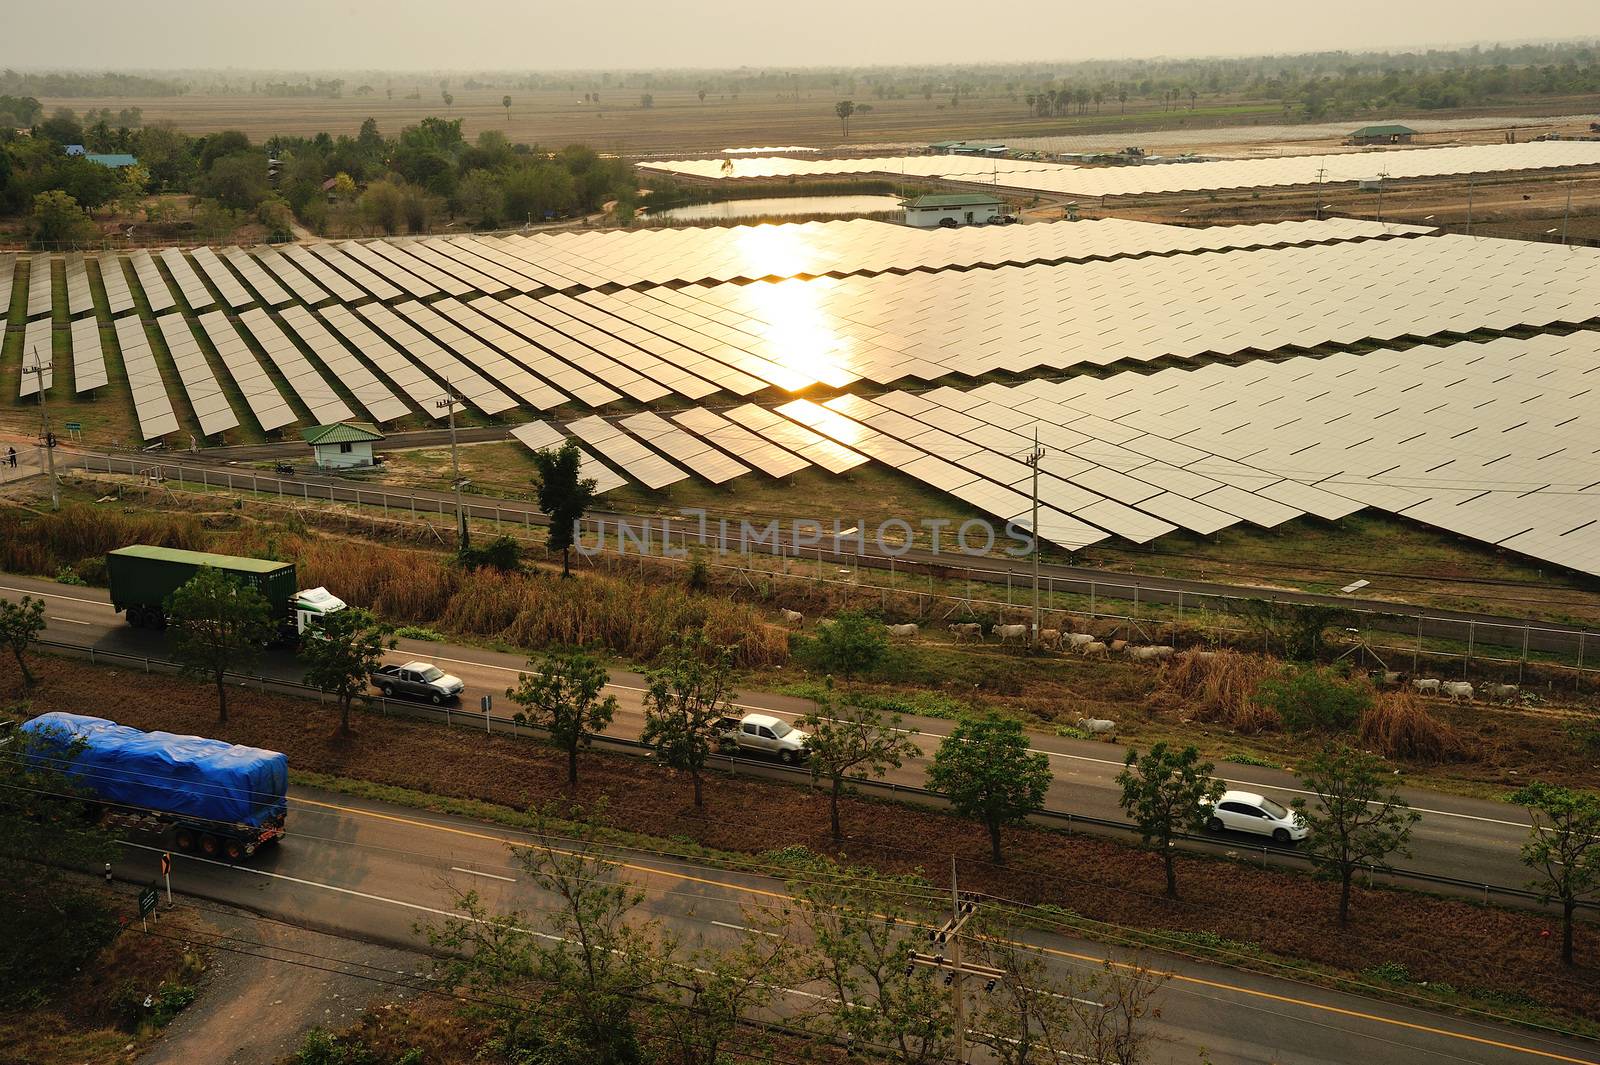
xmin=222 ymin=247 xmax=292 ymax=307
xmin=196 ymin=310 xmax=296 ymax=432
xmin=127 ymin=250 xmax=177 ymax=313
xmin=155 ymin=312 xmax=238 ymax=436
xmin=390 ymin=300 xmax=567 ymax=411
xmin=620 ymin=411 xmax=751 ymax=484
xmin=276 ymin=304 xmax=410 ymax=423
xmin=330 ymin=242 xmax=420 ymax=300
xmin=96 ymin=254 xmax=135 ymax=316
xmin=318 ymin=303 xmax=456 ymax=419
xmin=190 ymin=246 xmax=254 ymax=309
xmin=64 ymin=254 xmax=95 ymax=317
xmin=508 ymin=421 xmax=626 ymax=494
xmin=158 ymin=248 xmax=217 ymax=311
xmin=237 ymin=307 xmax=353 ymax=425
xmin=113 ymin=315 xmax=181 ymax=440
xmin=670 ymin=407 xmax=811 ymax=479
xmin=18 ymin=318 xmax=53 ymax=397
xmin=351 ymin=302 xmax=516 ymax=417
xmin=303 ymin=244 xmax=393 ymax=302
xmin=0 ymin=254 xmax=14 ymax=320
xmin=257 ymin=245 xmax=336 ymax=305
xmin=70 ymin=317 xmax=108 ymax=393
xmin=25 ymin=254 xmax=53 ymax=318
xmin=359 ymin=240 xmax=454 ymax=298
xmin=566 ymin=415 xmax=688 ymax=490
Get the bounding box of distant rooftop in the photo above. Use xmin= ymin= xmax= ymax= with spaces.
xmin=903 ymin=193 xmax=1004 ymax=209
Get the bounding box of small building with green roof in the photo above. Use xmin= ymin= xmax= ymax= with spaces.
xmin=902 ymin=192 xmax=1007 ymax=228
xmin=1348 ymin=124 xmax=1416 ymax=145
xmin=301 ymin=422 xmax=384 ymax=469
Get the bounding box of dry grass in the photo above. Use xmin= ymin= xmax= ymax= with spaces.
xmin=1161 ymin=650 xmax=1280 ymax=733
xmin=0 ymin=503 xmax=205 ymax=577
xmin=1359 ymin=692 xmax=1468 ymax=764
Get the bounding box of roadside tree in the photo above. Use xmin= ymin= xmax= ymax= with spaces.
xmin=926 ymin=714 xmax=1051 ymax=863
xmin=1511 ymin=782 xmax=1600 ymax=966
xmin=0 ymin=594 xmax=46 ymax=688
xmin=28 ymin=189 xmax=92 ymax=247
xmin=1116 ymin=742 xmax=1224 ymax=898
xmin=530 ymin=440 xmax=598 ymax=578
xmin=301 ymin=607 xmax=395 ymax=736
xmin=507 ymin=648 xmax=617 ymax=784
xmin=800 ymin=680 xmax=920 ymax=838
xmin=640 ymin=631 xmax=736 ymax=808
xmin=167 ymin=566 xmax=273 ymax=723
xmin=1292 ymin=744 xmax=1419 ymax=927
xmin=810 ymin=609 xmax=888 ymax=679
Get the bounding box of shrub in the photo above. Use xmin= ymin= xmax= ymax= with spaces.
xmin=1359 ymin=692 xmax=1465 ymax=764
xmin=1162 ymin=650 xmax=1273 ymax=728
xmin=1255 ymin=666 xmax=1372 ymax=733
xmin=806 ymin=609 xmax=888 ymax=678
xmin=457 ymin=534 xmax=523 ymax=574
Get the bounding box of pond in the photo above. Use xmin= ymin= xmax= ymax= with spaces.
xmin=648 ymin=195 xmax=901 ymax=222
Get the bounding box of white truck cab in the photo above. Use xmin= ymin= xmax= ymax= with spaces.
xmin=293 ymin=587 xmax=347 ymax=637
xmin=717 ymin=712 xmax=810 ymax=764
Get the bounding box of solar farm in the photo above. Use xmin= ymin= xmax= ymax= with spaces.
xmin=645 ymin=140 xmax=1600 ymax=198
xmin=5 ymin=203 xmax=1600 ymax=580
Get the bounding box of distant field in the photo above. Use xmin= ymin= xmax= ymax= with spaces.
xmin=35 ymin=88 xmax=1595 ymax=157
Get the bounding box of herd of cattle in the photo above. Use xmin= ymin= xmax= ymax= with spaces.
xmin=777 ymin=610 xmax=1527 ymax=704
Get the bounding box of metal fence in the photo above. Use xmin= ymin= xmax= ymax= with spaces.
xmin=31 ymin=635 xmax=1589 ymax=915
xmin=63 ymin=450 xmax=1600 ymax=694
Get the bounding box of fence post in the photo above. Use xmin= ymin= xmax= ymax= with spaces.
xmin=1464 ymin=621 xmax=1474 ymax=678
xmin=1519 ymin=625 xmax=1529 ymax=685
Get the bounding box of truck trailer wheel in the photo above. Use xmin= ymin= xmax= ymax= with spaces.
xmin=174 ymin=827 xmax=197 ymax=852
xmin=222 ymin=838 xmax=245 ymax=862
xmin=200 ymin=834 xmax=222 ymax=858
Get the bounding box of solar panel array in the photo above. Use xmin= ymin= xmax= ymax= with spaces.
xmin=64 ymin=254 xmax=94 ymax=316
xmin=190 ymin=247 xmax=253 ymax=309
xmin=70 ymin=317 xmax=108 ymax=392
xmin=18 ymin=317 xmax=53 ymax=396
xmin=508 ymin=421 xmax=627 ymax=494
xmin=196 ymin=310 xmax=296 ymax=432
xmin=97 ymin=254 xmax=135 ymax=316
xmin=222 ymin=246 xmax=292 ymax=307
xmin=237 ymin=307 xmax=353 ymax=425
xmin=127 ymin=250 xmax=176 ymax=313
xmin=350 ymin=302 xmax=514 ymax=416
xmin=26 ymin=254 xmax=53 ymax=318
xmin=277 ymin=304 xmax=410 ymax=424
xmin=155 ymin=312 xmax=238 ymax=436
xmin=256 ymin=245 xmax=333 ymax=305
xmin=646 ymin=141 xmax=1600 ymax=199
xmin=0 ymin=253 xmax=14 ymax=320
xmin=159 ymin=248 xmax=216 ymax=311
xmin=113 ymin=315 xmax=181 ymax=439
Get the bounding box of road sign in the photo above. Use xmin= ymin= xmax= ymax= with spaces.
xmin=138 ymin=886 xmax=158 ymax=929
xmin=64 ymin=421 xmax=81 ymax=432
xmin=159 ymin=852 xmax=171 ymax=877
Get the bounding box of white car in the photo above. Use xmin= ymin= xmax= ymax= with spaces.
xmin=1202 ymin=790 xmax=1308 ymax=844
xmin=714 ymin=713 xmax=810 ymax=764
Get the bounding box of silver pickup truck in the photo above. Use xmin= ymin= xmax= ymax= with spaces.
xmin=713 ymin=713 xmax=810 ymax=764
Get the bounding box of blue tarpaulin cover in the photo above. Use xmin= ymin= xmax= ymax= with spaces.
xmin=20 ymin=712 xmax=288 ymax=828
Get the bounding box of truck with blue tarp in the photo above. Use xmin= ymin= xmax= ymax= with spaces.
xmin=105 ymin=544 xmax=345 ymax=645
xmin=19 ymin=712 xmax=288 ymax=861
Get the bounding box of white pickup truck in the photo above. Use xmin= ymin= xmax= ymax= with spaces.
xmin=714 ymin=713 xmax=810 ymax=764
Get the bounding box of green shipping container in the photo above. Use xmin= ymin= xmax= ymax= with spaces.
xmin=106 ymin=545 xmax=298 ymax=621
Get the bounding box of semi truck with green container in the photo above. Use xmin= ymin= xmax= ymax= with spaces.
xmin=106 ymin=545 xmax=346 ymax=644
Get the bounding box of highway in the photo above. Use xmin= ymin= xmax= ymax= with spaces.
xmin=107 ymin=784 xmax=1600 ymax=1065
xmin=0 ymin=572 xmax=1560 ymax=901
xmin=61 ymin=447 xmax=1600 ymax=659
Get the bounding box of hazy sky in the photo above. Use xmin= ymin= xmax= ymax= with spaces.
xmin=7 ymin=1 xmax=1599 ymax=70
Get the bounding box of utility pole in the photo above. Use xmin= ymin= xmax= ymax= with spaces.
xmin=435 ymin=380 xmax=467 ymax=551
xmin=1375 ymin=171 xmax=1388 ymax=224
xmin=1466 ymin=176 xmax=1474 ymax=236
xmin=1022 ymin=428 xmax=1046 ymax=644
xmin=908 ymin=859 xmax=990 ymax=1065
xmin=21 ymin=346 xmax=58 ymax=511
xmin=1314 ymin=166 xmax=1327 ymax=220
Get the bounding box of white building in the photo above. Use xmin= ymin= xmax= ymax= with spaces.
xmin=902 ymin=193 xmax=1007 ymax=228
xmin=301 ymin=422 xmax=384 ymax=469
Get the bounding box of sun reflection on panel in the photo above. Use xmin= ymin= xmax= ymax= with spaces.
xmin=725 ymin=231 xmax=857 ymax=390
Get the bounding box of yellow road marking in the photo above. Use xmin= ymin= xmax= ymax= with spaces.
xmin=293 ymin=795 xmax=1596 ymax=1064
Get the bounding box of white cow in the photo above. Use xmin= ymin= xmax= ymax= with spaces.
xmin=1413 ymin=678 xmax=1441 ymax=695
xmin=1127 ymin=645 xmax=1175 ymax=662
xmin=1441 ymin=681 xmax=1474 ymax=703
xmin=995 ymin=624 xmax=1029 ymax=644
xmin=780 ymin=609 xmax=804 ymax=626
xmin=1076 ymin=717 xmax=1118 ymax=738
xmin=1486 ymin=683 xmax=1519 ymax=703
xmin=1066 ymin=633 xmax=1097 ymax=650
xmin=1080 ymin=641 xmax=1109 ymax=657
xmin=1038 ymin=628 xmax=1062 ymax=650
xmin=948 ymin=622 xmax=983 ymax=641
xmin=886 ymin=623 xmax=919 ymax=637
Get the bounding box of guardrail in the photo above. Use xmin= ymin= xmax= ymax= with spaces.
xmin=32 ymin=634 xmax=1592 ymax=916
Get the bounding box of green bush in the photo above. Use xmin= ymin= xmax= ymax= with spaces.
xmin=456 ymin=534 xmax=523 ymax=574
xmin=294 ymin=1028 xmax=378 ymax=1065
xmin=805 ymin=609 xmax=888 ymax=679
xmin=1256 ymin=666 xmax=1372 ymax=733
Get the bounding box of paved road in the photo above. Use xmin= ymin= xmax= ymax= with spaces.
xmin=63 ymin=448 xmax=1600 ymax=660
xmin=0 ymin=573 xmax=1559 ymax=901
xmin=110 ymin=785 xmax=1600 ymax=1065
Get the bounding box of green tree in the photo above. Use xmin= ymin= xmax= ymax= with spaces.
xmin=1117 ymin=743 xmax=1224 ymax=898
xmin=424 ymin=805 xmax=669 ymax=1065
xmin=1511 ymin=782 xmax=1600 ymax=966
xmin=28 ymin=189 xmax=92 ymax=247
xmin=455 ymin=168 xmax=503 ymax=228
xmin=166 ymin=567 xmax=273 ymax=723
xmin=1292 ymin=744 xmax=1419 ymax=927
xmin=640 ymin=631 xmax=736 ymax=808
xmin=810 ymin=609 xmax=888 ymax=679
xmin=799 ymin=680 xmax=920 ymax=838
xmin=256 ymin=196 xmax=295 ymax=241
xmin=502 ymin=94 xmax=512 ymax=123
xmin=1257 ymin=665 xmax=1371 ymax=733
xmin=330 ymin=171 xmax=357 ymax=201
xmin=0 ymin=595 xmax=46 ymax=687
xmin=926 ymin=714 xmax=1051 ymax=863
xmin=785 ymin=854 xmax=952 ymax=1065
xmin=301 ymin=607 xmax=396 ymax=736
xmin=196 ymin=152 xmax=270 ymax=211
xmin=835 ymin=99 xmax=856 ymax=137
xmin=507 ymin=648 xmax=617 ymax=784
xmin=114 ymin=162 xmax=149 ymax=215
xmin=530 ymin=440 xmax=598 ymax=578
xmin=358 ymin=178 xmax=405 ymax=234
xmin=650 ymin=906 xmax=793 ymax=1065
